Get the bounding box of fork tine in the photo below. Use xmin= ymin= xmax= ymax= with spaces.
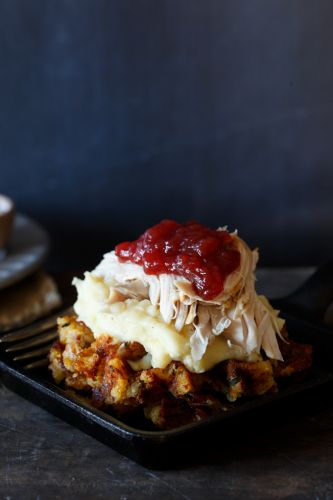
xmin=0 ymin=321 xmax=56 ymax=343
xmin=13 ymin=344 xmax=54 ymax=361
xmin=1 ymin=306 xmax=74 ymax=370
xmin=0 ymin=306 xmax=73 ymax=343
xmin=5 ymin=330 xmax=58 ymax=353
xmin=24 ymin=358 xmax=49 ymax=370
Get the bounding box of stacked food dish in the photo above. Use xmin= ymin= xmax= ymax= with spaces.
xmin=49 ymin=220 xmax=312 ymax=429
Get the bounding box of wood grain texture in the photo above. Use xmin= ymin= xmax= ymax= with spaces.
xmin=1 ymin=268 xmax=333 ymax=499
xmin=1 ymin=382 xmax=333 ymax=500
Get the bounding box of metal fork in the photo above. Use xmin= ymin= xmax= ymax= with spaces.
xmin=0 ymin=306 xmax=74 ymax=369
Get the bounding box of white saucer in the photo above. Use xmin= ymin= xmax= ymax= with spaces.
xmin=0 ymin=214 xmax=49 ymax=290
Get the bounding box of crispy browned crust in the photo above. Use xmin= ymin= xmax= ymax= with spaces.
xmin=49 ymin=316 xmax=313 ymax=429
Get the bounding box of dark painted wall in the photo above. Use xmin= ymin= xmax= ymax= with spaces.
xmin=1 ymin=1 xmax=333 ymax=269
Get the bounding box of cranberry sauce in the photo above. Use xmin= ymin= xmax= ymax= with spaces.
xmin=115 ymin=220 xmax=240 ymax=300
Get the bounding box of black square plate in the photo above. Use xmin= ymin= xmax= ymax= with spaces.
xmin=1 ymin=265 xmax=333 ymax=468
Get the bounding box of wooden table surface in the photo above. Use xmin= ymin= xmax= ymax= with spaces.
xmin=1 ymin=267 xmax=333 ymax=500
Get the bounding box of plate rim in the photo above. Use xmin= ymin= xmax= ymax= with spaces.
xmin=0 ymin=213 xmax=49 ymax=291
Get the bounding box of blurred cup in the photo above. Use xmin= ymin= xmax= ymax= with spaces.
xmin=0 ymin=195 xmax=15 ymax=258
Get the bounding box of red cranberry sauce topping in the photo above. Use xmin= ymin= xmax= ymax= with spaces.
xmin=115 ymin=220 xmax=240 ymax=300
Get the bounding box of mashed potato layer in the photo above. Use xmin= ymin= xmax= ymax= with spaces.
xmin=73 ymin=273 xmax=258 ymax=373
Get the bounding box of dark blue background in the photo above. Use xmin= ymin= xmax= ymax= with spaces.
xmin=1 ymin=1 xmax=332 ymax=269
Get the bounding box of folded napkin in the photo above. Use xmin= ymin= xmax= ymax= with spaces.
xmin=0 ymin=271 xmax=62 ymax=332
